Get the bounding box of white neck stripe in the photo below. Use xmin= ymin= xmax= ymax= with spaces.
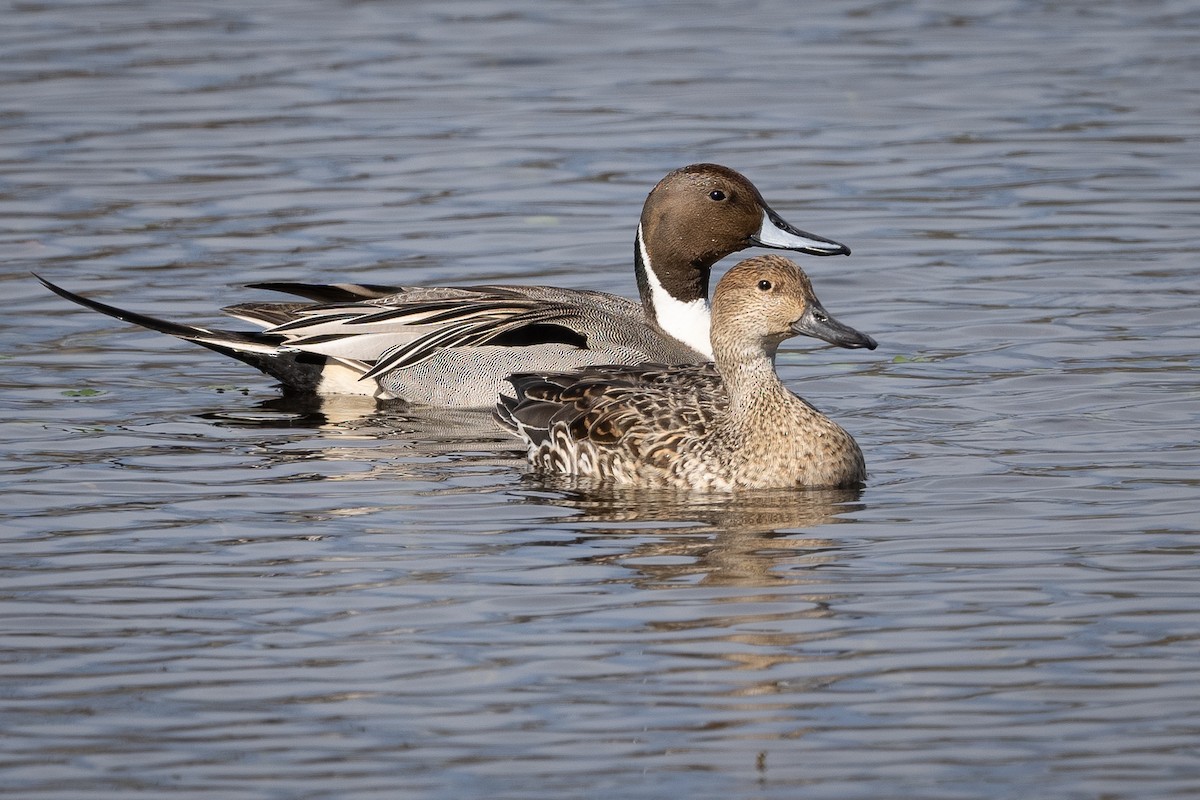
xmin=638 ymin=226 xmax=713 ymax=359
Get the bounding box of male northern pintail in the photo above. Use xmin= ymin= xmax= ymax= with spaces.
xmin=39 ymin=164 xmax=850 ymax=407
xmin=495 ymin=255 xmax=877 ymax=490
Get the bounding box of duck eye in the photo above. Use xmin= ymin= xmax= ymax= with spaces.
xmin=709 ymin=190 xmax=726 ymax=201
xmin=757 ymin=280 xmax=773 ymax=291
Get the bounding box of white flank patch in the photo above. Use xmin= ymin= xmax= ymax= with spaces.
xmin=318 ymin=361 xmax=394 ymax=399
xmin=638 ymin=227 xmax=713 ymax=359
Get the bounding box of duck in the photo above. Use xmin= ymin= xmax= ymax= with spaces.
xmin=38 ymin=164 xmax=850 ymax=408
xmin=495 ymin=254 xmax=877 ymax=490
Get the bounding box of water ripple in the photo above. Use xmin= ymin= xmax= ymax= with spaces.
xmin=3 ymin=1 xmax=1199 ymax=798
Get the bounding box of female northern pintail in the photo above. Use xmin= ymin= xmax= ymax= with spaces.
xmin=495 ymin=255 xmax=877 ymax=490
xmin=38 ymin=164 xmax=849 ymax=407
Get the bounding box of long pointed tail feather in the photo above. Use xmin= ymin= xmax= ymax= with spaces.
xmin=36 ymin=275 xmax=326 ymax=393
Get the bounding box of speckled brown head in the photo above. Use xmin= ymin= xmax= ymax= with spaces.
xmin=710 ymin=254 xmax=877 ymax=364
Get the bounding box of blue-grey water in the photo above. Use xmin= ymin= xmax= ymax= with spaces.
xmin=3 ymin=1 xmax=1198 ymax=798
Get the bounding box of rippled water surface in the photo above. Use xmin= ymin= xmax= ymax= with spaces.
xmin=3 ymin=1 xmax=1199 ymax=798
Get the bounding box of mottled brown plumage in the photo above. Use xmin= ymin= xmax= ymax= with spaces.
xmin=496 ymin=255 xmax=877 ymax=490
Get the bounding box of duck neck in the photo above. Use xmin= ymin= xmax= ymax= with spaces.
xmin=634 ymin=225 xmax=713 ymax=359
xmin=714 ymin=337 xmax=788 ymax=416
